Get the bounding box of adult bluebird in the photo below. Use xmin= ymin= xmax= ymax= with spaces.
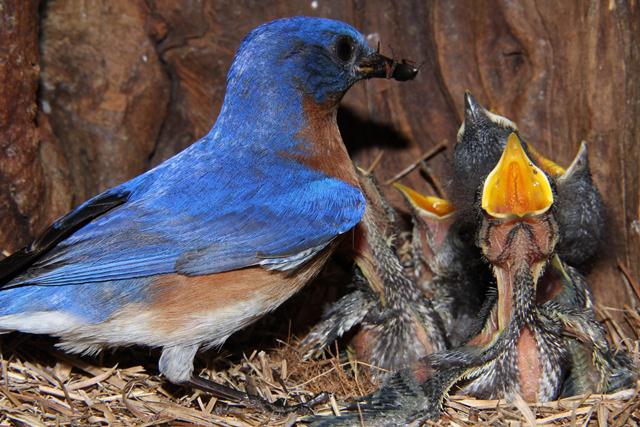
xmin=0 ymin=17 xmax=417 ymax=410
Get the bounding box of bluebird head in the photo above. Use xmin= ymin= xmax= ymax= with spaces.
xmin=227 ymin=17 xmax=416 ymax=105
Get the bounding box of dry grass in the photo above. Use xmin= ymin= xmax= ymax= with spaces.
xmin=0 ymin=305 xmax=637 ymax=426
xmin=0 ymin=261 xmax=638 ymax=426
xmin=432 ymin=302 xmax=640 ymax=427
xmin=0 ymin=333 xmax=377 ymax=426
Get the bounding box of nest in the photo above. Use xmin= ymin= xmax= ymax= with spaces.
xmin=0 ymin=274 xmax=638 ymax=427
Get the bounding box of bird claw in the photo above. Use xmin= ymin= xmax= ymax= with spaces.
xmin=248 ymin=391 xmax=330 ymax=415
xmin=188 ymin=375 xmax=329 ymax=414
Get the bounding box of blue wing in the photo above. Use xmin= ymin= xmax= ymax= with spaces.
xmin=4 ymin=144 xmax=364 ymax=287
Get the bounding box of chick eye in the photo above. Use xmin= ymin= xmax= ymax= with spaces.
xmin=335 ymin=36 xmax=355 ymax=62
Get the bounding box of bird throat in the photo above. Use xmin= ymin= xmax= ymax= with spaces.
xmin=472 ymin=214 xmax=557 ymax=401
xmin=287 ymin=96 xmax=359 ymax=188
xmin=479 ymin=214 xmax=558 ymax=331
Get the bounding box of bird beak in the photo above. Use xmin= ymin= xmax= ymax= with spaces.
xmin=394 ymin=184 xmax=455 ymax=219
xmin=356 ymin=52 xmax=418 ymax=81
xmin=457 ymin=91 xmax=519 ymax=143
xmin=463 ymin=91 xmax=483 ymax=122
xmin=558 ymin=142 xmax=589 ymax=183
xmin=394 ymin=183 xmax=455 ymax=269
xmin=525 ymin=143 xmax=566 ymax=178
xmin=481 ymin=133 xmax=554 ymax=218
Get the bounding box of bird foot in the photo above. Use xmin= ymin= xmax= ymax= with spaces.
xmin=259 ymin=391 xmax=330 ymax=415
xmin=187 ymin=376 xmax=329 ymax=414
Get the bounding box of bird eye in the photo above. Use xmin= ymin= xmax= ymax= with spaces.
xmin=334 ymin=36 xmax=355 ymax=62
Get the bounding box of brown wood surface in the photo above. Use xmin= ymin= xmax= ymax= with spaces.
xmin=0 ymin=0 xmax=71 ymax=252
xmin=1 ymin=0 xmax=639 ymax=310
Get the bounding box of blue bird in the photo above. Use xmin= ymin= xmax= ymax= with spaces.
xmin=0 ymin=17 xmax=416 ymax=410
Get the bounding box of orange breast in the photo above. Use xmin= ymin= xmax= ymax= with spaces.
xmin=147 ymin=247 xmax=333 ymax=334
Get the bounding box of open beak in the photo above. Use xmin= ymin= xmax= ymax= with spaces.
xmin=394 ymin=183 xmax=455 ymax=269
xmin=356 ymin=52 xmax=418 ymax=81
xmin=481 ymin=133 xmax=554 ymax=218
xmin=525 ymin=143 xmax=566 ymax=178
xmin=394 ymin=183 xmax=455 ymax=219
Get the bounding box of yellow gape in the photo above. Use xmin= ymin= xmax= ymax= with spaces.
xmin=481 ymin=133 xmax=554 ymax=218
xmin=525 ymin=143 xmax=566 ymax=178
xmin=394 ymin=183 xmax=455 ymax=218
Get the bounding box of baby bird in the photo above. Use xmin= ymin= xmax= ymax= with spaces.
xmin=430 ymin=134 xmax=626 ymax=403
xmin=454 ymin=92 xmax=605 ymax=268
xmin=446 ymin=133 xmax=563 ymax=401
xmin=541 ymin=257 xmax=637 ymax=397
xmin=394 ymin=184 xmax=492 ymax=347
xmin=312 ymin=133 xmax=633 ymax=426
xmin=552 ymin=143 xmax=605 ymax=268
xmin=0 ymin=17 xmax=417 ymax=410
xmin=301 ymin=169 xmax=446 ymax=375
xmin=452 ymin=92 xmax=520 ymax=212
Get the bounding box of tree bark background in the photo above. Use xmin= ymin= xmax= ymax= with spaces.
xmin=1 ymin=0 xmax=638 ymax=311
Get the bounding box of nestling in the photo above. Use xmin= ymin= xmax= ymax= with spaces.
xmin=309 ymin=96 xmax=634 ymax=426
xmin=302 ymin=169 xmax=446 ymax=376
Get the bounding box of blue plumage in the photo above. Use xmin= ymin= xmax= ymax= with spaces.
xmin=8 ymin=146 xmax=364 ymax=286
xmin=0 ymin=17 xmax=416 ymax=397
xmin=0 ymin=278 xmax=151 ymax=323
xmin=6 ymin=17 xmax=370 ymax=288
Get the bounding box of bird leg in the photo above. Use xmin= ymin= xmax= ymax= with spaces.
xmin=187 ymin=376 xmax=329 ymax=414
xmin=301 ymin=282 xmax=377 ymax=360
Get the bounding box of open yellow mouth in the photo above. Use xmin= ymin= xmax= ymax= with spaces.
xmin=481 ymin=133 xmax=554 ymax=218
xmin=394 ymin=183 xmax=455 ymax=218
xmin=525 ymin=143 xmax=566 ymax=178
